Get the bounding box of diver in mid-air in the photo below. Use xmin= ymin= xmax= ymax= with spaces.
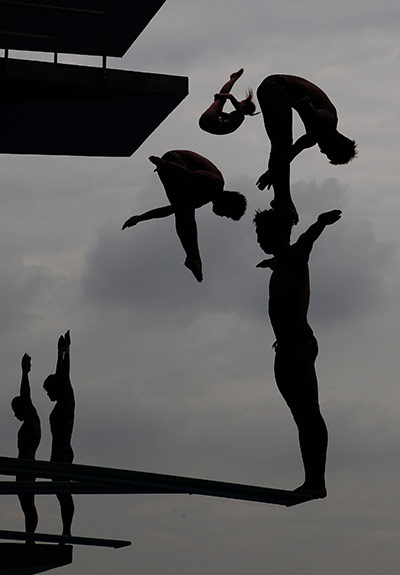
xmin=122 ymin=150 xmax=247 ymax=282
xmin=199 ymin=68 xmax=257 ymax=135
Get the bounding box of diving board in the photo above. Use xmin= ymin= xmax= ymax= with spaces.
xmin=0 ymin=456 xmax=314 ymax=507
xmin=0 ymin=481 xmax=170 ymax=495
xmin=0 ymin=57 xmax=188 ymax=157
xmin=0 ymin=530 xmax=130 ymax=548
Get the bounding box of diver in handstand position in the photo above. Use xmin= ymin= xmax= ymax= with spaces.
xmin=199 ymin=68 xmax=257 ymax=135
xmin=256 ymin=74 xmax=357 ymax=223
xmin=122 ymin=150 xmax=247 ymax=282
xmin=254 ymin=207 xmax=342 ymax=498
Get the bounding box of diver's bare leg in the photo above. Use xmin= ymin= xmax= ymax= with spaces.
xmin=219 ymin=68 xmax=244 ymax=94
xmin=274 ymin=346 xmax=327 ymax=498
xmin=18 ymin=493 xmax=39 ymax=533
xmin=199 ymin=69 xmax=245 ymax=129
xmin=257 ymin=78 xmax=298 ymax=222
xmin=174 ymin=209 xmax=203 ymax=282
xmin=57 ymin=493 xmax=75 ymax=536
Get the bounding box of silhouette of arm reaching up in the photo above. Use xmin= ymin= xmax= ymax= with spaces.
xmin=20 ymin=353 xmax=32 ymax=401
xmin=296 ymin=210 xmax=342 ymax=257
xmin=55 ymin=330 xmax=70 ymax=382
xmin=62 ymin=330 xmax=70 ymax=377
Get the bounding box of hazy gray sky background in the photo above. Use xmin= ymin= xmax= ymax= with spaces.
xmin=1 ymin=1 xmax=400 ymax=573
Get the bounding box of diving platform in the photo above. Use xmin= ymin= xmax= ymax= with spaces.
xmin=0 ymin=1 xmax=189 ymax=156
xmin=0 ymin=0 xmax=167 ymax=57
xmin=0 ymin=542 xmax=72 ymax=574
xmin=0 ymin=530 xmax=130 ymax=548
xmin=0 ymin=456 xmax=314 ymax=507
xmin=0 ymin=57 xmax=188 ymax=156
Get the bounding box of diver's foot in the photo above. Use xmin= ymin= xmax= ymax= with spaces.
xmin=230 ymin=68 xmax=244 ymax=81
xmin=270 ymin=198 xmax=299 ymax=225
xmin=292 ymin=483 xmax=327 ymax=500
xmin=185 ymin=258 xmax=203 ymax=283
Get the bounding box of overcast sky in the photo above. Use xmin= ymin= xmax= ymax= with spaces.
xmin=1 ymin=1 xmax=400 ymax=573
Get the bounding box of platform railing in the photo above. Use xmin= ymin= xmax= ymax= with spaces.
xmin=0 ymin=0 xmax=109 ymax=72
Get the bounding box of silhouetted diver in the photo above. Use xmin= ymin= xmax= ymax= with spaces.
xmin=256 ymin=74 xmax=357 ymax=222
xmin=199 ymin=68 xmax=257 ymax=135
xmin=12 ymin=353 xmax=41 ymax=535
xmin=122 ymin=150 xmax=247 ymax=282
xmin=254 ymin=208 xmax=342 ymax=498
xmin=43 ymin=331 xmax=75 ymax=536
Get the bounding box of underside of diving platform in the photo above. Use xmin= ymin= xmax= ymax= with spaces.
xmin=0 ymin=542 xmax=72 ymax=574
xmin=0 ymin=57 xmax=188 ymax=156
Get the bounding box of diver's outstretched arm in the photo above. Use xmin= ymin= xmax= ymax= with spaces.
xmin=20 ymin=353 xmax=32 ymax=400
xmin=297 ymin=210 xmax=342 ymax=258
xmin=55 ymin=331 xmax=70 ymax=378
xmin=122 ymin=205 xmax=175 ymax=229
xmin=290 ymin=134 xmax=317 ymax=161
xmin=62 ymin=331 xmax=70 ymax=378
xmin=55 ymin=336 xmax=64 ymax=376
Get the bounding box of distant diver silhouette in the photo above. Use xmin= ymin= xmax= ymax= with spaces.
xmin=254 ymin=208 xmax=342 ymax=498
xmin=11 ymin=353 xmax=41 ymax=534
xmin=43 ymin=331 xmax=75 ymax=536
xmin=122 ymin=150 xmax=247 ymax=282
xmin=199 ymin=68 xmax=257 ymax=135
xmin=256 ymin=74 xmax=357 ymax=223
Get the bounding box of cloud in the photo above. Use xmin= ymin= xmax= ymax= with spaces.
xmin=82 ymin=176 xmax=398 ymax=332
xmin=1 ymin=3 xmax=400 ymax=574
xmin=0 ymin=257 xmax=59 ymax=336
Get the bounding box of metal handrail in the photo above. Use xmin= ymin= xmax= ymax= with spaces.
xmin=0 ymin=29 xmax=59 ymax=62
xmin=0 ymin=0 xmax=109 ymax=71
xmin=0 ymin=1 xmax=105 ymax=18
